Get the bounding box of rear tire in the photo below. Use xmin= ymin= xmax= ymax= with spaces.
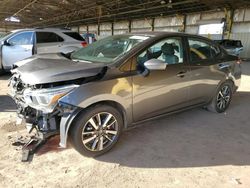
xmin=69 ymin=104 xmax=123 ymax=157
xmin=207 ymin=82 xmax=233 ymax=113
xmin=0 ymin=64 xmax=5 ymax=76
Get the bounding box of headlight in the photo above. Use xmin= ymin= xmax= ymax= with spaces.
xmin=23 ymin=85 xmax=78 ymax=113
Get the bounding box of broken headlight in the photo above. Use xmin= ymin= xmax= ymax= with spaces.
xmin=23 ymin=85 xmax=79 ymax=113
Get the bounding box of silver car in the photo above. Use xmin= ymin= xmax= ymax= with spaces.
xmin=9 ymin=32 xmax=241 ymax=158
xmin=0 ymin=28 xmax=86 ymax=73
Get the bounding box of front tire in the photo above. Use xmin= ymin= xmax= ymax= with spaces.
xmin=70 ymin=104 xmax=123 ymax=157
xmin=207 ymin=82 xmax=233 ymax=113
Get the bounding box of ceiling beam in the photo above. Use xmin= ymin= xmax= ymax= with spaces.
xmin=33 ymin=2 xmax=206 ymax=27
xmin=29 ymin=0 xmax=199 ymax=27
xmin=27 ymin=0 xmax=119 ymax=26
xmin=13 ymin=0 xmax=38 ymax=16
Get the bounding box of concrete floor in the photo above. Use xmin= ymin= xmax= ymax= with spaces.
xmin=0 ymin=63 xmax=250 ymax=188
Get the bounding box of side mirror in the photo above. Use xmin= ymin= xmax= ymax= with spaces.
xmin=4 ymin=40 xmax=11 ymax=46
xmin=144 ymin=59 xmax=167 ymax=70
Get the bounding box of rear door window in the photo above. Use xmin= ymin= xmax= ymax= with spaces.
xmin=36 ymin=32 xmax=64 ymax=43
xmin=63 ymin=32 xmax=84 ymax=41
xmin=188 ymin=38 xmax=220 ymax=64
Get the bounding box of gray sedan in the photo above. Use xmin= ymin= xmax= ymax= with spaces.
xmin=9 ymin=32 xmax=241 ymax=157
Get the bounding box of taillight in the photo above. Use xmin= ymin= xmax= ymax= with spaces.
xmin=81 ymin=41 xmax=88 ymax=47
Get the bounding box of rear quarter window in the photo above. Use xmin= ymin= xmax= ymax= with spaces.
xmin=63 ymin=32 xmax=85 ymax=41
xmin=36 ymin=32 xmax=64 ymax=43
xmin=188 ymin=38 xmax=221 ymax=64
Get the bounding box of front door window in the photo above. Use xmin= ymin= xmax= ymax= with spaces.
xmin=8 ymin=32 xmax=33 ymax=45
xmin=136 ymin=37 xmax=183 ymax=71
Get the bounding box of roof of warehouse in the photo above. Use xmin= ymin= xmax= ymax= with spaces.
xmin=1 ymin=0 xmax=250 ymax=30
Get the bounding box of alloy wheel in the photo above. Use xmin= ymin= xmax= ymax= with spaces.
xmin=81 ymin=112 xmax=118 ymax=151
xmin=216 ymin=85 xmax=231 ymax=111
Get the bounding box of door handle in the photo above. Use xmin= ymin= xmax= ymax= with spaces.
xmin=177 ymin=71 xmax=187 ymax=78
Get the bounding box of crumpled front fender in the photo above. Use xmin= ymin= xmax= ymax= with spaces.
xmin=59 ymin=107 xmax=82 ymax=148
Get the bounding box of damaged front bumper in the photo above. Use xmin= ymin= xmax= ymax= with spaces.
xmin=16 ymin=102 xmax=82 ymax=148
xmin=14 ymin=101 xmax=82 ymax=162
xmin=9 ymin=74 xmax=82 ymax=156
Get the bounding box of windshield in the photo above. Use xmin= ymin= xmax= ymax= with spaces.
xmin=71 ymin=35 xmax=150 ymax=63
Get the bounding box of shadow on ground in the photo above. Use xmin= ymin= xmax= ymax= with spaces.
xmin=0 ymin=95 xmax=16 ymax=112
xmin=97 ymin=91 xmax=250 ymax=168
xmin=0 ymin=72 xmax=11 ymax=80
xmin=242 ymin=61 xmax=250 ymax=75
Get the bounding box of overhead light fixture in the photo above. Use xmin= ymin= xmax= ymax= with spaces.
xmin=39 ymin=17 xmax=43 ymax=20
xmin=5 ymin=16 xmax=20 ymax=23
xmin=160 ymin=0 xmax=166 ymax=4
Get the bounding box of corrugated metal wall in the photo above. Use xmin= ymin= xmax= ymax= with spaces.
xmin=99 ymin=23 xmax=112 ymax=38
xmin=154 ymin=16 xmax=183 ymax=32
xmin=131 ymin=19 xmax=152 ymax=32
xmin=73 ymin=8 xmax=250 ymax=58
xmin=79 ymin=25 xmax=87 ymax=33
xmin=113 ymin=21 xmax=129 ymax=35
xmin=88 ymin=25 xmax=98 ymax=35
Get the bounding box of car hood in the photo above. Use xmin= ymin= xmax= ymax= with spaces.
xmin=12 ymin=53 xmax=106 ymax=85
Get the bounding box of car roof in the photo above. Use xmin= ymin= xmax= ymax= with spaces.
xmin=118 ymin=31 xmax=203 ymax=37
xmin=116 ymin=31 xmax=214 ymax=41
xmin=11 ymin=28 xmax=75 ymax=33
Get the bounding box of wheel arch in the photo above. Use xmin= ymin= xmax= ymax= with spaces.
xmin=59 ymin=99 xmax=128 ymax=148
xmin=220 ymin=78 xmax=235 ymax=92
xmin=208 ymin=78 xmax=235 ymax=105
xmin=79 ymin=100 xmax=128 ymax=129
xmin=207 ymin=78 xmax=234 ymax=113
